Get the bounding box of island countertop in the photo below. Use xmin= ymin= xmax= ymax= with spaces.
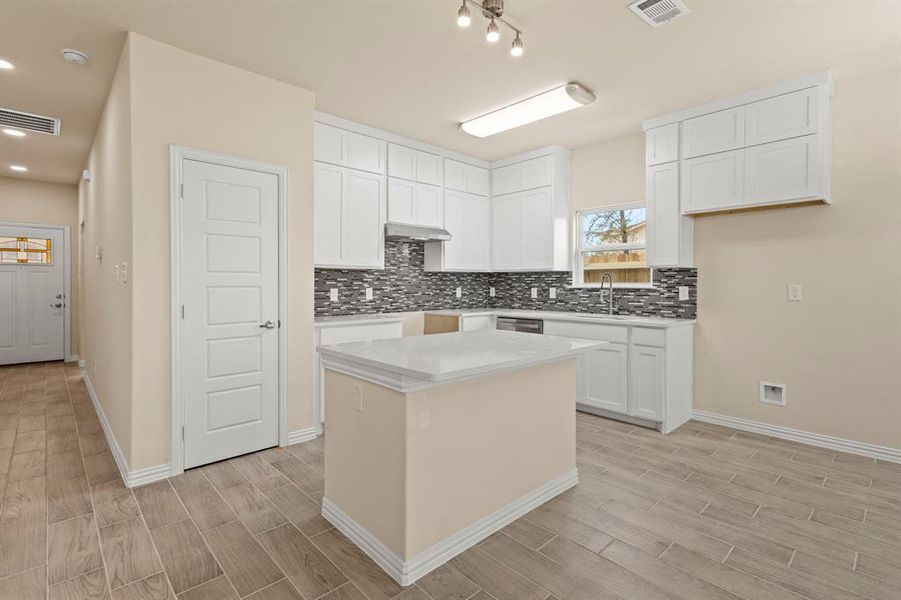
xmin=318 ymin=329 xmax=605 ymax=391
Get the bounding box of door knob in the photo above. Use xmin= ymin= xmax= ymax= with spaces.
xmin=259 ymin=320 xmax=276 ymax=329
xmin=51 ymin=303 xmax=63 ymax=309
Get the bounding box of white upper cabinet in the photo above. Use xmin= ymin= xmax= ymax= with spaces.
xmin=314 ymin=162 xmax=385 ymax=269
xmin=681 ymin=106 xmax=745 ymax=159
xmin=743 ymin=134 xmax=822 ymax=205
xmin=416 ymin=152 xmax=443 ymax=185
xmin=315 ymin=122 xmax=386 ymax=174
xmin=744 ymin=88 xmax=820 ymax=147
xmin=681 ymin=149 xmax=745 ymax=214
xmin=645 ymin=123 xmax=679 ymax=166
xmin=491 ymin=155 xmax=553 ymax=196
xmin=425 ymin=189 xmax=490 ymax=271
xmin=646 ymin=162 xmax=693 ymax=267
xmin=444 ymin=159 xmax=490 ymax=196
xmin=388 ymin=143 xmax=442 ymax=184
xmin=387 ymin=179 xmax=443 ymax=227
xmin=491 ymin=193 xmax=522 ymax=271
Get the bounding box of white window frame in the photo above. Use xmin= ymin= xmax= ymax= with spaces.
xmin=572 ymin=202 xmax=654 ymax=288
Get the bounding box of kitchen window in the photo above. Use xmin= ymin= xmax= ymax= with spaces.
xmin=574 ymin=204 xmax=651 ymax=286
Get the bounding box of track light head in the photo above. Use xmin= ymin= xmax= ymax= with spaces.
xmin=510 ymin=33 xmax=523 ymax=56
xmin=457 ymin=2 xmax=471 ymax=27
xmin=486 ymin=18 xmax=500 ymax=43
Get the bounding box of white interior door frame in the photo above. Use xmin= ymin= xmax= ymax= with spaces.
xmin=169 ymin=145 xmax=288 ymax=476
xmin=0 ymin=221 xmax=72 ymax=362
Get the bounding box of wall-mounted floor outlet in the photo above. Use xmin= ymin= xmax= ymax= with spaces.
xmin=329 ymin=288 xmax=339 ymax=302
xmin=531 ymin=287 xmax=538 ymax=299
xmin=455 ymin=287 xmax=462 ymax=298
xmin=353 ymin=384 xmax=364 ymax=412
xmin=365 ymin=287 xmax=373 ymax=301
xmin=678 ymin=286 xmax=689 ymax=301
xmin=759 ymin=381 xmax=787 ymax=406
xmin=549 ymin=287 xmax=557 ymax=299
xmin=489 ymin=287 xmax=496 ymax=297
xmin=787 ymin=284 xmax=802 ymax=302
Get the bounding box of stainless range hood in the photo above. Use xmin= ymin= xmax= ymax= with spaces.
xmin=384 ymin=222 xmax=452 ymax=242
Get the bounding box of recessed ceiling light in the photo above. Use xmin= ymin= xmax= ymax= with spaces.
xmin=460 ymin=82 xmax=597 ymax=138
xmin=61 ymin=49 xmax=90 ymax=65
xmin=9 ymin=165 xmax=28 ymax=172
xmin=0 ymin=59 xmax=14 ymax=70
xmin=2 ymin=128 xmax=26 ymax=137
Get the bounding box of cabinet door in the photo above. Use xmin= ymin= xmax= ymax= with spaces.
xmin=520 ymin=187 xmax=554 ymax=270
xmin=465 ymin=194 xmax=492 ymax=270
xmin=461 ymin=315 xmax=492 ymax=331
xmin=646 ymin=162 xmax=681 ymax=267
xmin=630 ymin=345 xmax=664 ymax=421
xmin=314 ymin=123 xmax=346 ymax=166
xmin=582 ymin=344 xmax=629 ymax=414
xmin=313 ymin=163 xmax=344 ymax=265
xmin=387 ymin=178 xmax=415 ymax=223
xmin=745 ymin=88 xmax=820 ymax=147
xmin=681 ymin=107 xmax=745 ymax=159
xmin=743 ymin=134 xmax=822 ymax=205
xmin=442 ymin=190 xmax=467 ymax=269
xmin=492 ymin=163 xmax=520 ymax=196
xmin=492 ymin=193 xmax=521 ymax=270
xmin=520 ymin=156 xmax=554 ymax=191
xmin=416 ymin=152 xmax=443 ymax=185
xmin=343 ymin=170 xmax=385 ymax=267
xmin=681 ymin=149 xmax=744 ymax=214
xmin=645 ymin=123 xmax=679 ymax=166
xmin=388 ymin=144 xmax=417 ymax=181
xmin=346 ymin=132 xmax=386 ymax=174
xmin=444 ymin=159 xmax=468 ymax=192
xmin=467 ymin=165 xmax=490 ymax=196
xmin=415 ymin=183 xmax=443 ymax=227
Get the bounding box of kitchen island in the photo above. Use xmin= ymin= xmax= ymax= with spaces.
xmin=317 ymin=329 xmax=604 ymax=585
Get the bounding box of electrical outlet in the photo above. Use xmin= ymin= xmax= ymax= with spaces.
xmin=678 ymin=286 xmax=689 ymax=301
xmin=365 ymin=287 xmax=373 ymax=301
xmin=120 ymin=262 xmax=127 ymax=284
xmin=455 ymin=286 xmax=462 ymax=298
xmin=489 ymin=287 xmax=496 ymax=297
xmin=353 ymin=384 xmax=363 ymax=412
xmin=787 ymin=284 xmax=802 ymax=302
xmin=329 ymin=288 xmax=339 ymax=302
xmin=549 ymin=287 xmax=557 ymax=299
xmin=531 ymin=287 xmax=538 ymax=299
xmin=114 ymin=263 xmax=120 ymax=284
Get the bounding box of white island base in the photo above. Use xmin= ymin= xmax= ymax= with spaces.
xmin=320 ymin=358 xmax=580 ymax=586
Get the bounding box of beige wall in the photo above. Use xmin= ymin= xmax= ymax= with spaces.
xmin=126 ymin=33 xmax=315 ymax=469
xmin=0 ymin=176 xmax=81 ymax=354
xmin=78 ymin=41 xmax=135 ymax=461
xmin=570 ymin=68 xmax=901 ymax=450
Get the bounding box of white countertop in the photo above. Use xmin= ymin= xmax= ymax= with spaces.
xmin=314 ymin=313 xmax=405 ymax=327
xmin=424 ymin=308 xmax=695 ymax=328
xmin=318 ymin=329 xmax=605 ymax=391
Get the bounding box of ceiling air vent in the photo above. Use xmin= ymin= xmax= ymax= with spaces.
xmin=629 ymin=0 xmax=690 ymax=28
xmin=0 ymin=108 xmax=61 ymax=135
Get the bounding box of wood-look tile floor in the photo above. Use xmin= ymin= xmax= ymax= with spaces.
xmin=2 ymin=362 xmax=900 ymax=600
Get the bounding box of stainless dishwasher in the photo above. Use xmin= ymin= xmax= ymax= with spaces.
xmin=496 ymin=317 xmax=544 ymax=334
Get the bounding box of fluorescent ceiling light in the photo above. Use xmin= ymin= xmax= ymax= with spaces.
xmin=0 ymin=59 xmax=14 ymax=70
xmin=3 ymin=128 xmax=25 ymax=137
xmin=9 ymin=165 xmax=28 ymax=172
xmin=460 ymin=83 xmax=596 ymax=138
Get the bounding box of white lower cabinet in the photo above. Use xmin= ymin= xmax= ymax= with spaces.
xmin=583 ymin=343 xmax=629 ymax=414
xmin=629 ymin=344 xmax=665 ymax=421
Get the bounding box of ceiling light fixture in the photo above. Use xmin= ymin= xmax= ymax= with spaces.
xmin=61 ymin=48 xmax=90 ymax=65
xmin=460 ymin=82 xmax=597 ymax=138
xmin=9 ymin=165 xmax=28 ymax=172
xmin=2 ymin=128 xmax=26 ymax=137
xmin=456 ymin=1 xmax=523 ymax=57
xmin=457 ymin=1 xmax=471 ymax=27
xmin=0 ymin=59 xmax=14 ymax=70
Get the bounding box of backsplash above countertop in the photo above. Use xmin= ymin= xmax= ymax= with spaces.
xmin=315 ymin=242 xmax=697 ymax=319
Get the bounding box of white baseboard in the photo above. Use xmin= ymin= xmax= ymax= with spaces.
xmin=65 ymin=354 xmax=80 ymax=363
xmin=322 ymin=468 xmax=579 ymax=586
xmin=692 ymin=410 xmax=901 ymax=464
xmin=81 ymin=367 xmax=172 ymax=487
xmin=287 ymin=426 xmax=319 ymax=445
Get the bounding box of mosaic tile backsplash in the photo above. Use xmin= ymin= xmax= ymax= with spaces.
xmin=315 ymin=241 xmax=697 ymax=319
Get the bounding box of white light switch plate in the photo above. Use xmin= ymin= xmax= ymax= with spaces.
xmin=365 ymin=287 xmax=373 ymax=301
xmin=549 ymin=287 xmax=557 ymax=299
xmin=787 ymin=284 xmax=802 ymax=302
xmin=531 ymin=287 xmax=538 ymax=299
xmin=678 ymin=286 xmax=689 ymax=301
xmin=489 ymin=287 xmax=496 ymax=297
xmin=455 ymin=287 xmax=462 ymax=298
xmin=329 ymin=288 xmax=339 ymax=302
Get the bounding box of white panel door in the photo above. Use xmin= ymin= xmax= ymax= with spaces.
xmin=681 ymin=149 xmax=745 ymax=214
xmin=520 ymin=187 xmax=553 ymax=270
xmin=630 ymin=345 xmax=665 ymax=421
xmin=314 ymin=162 xmax=344 ymax=266
xmin=491 ymin=193 xmax=521 ymax=270
xmin=681 ymin=107 xmax=745 ymax=159
xmin=182 ymin=159 xmax=279 ymax=468
xmin=743 ymin=135 xmax=822 ymax=205
xmin=388 ymin=178 xmax=415 ymax=223
xmin=0 ymin=225 xmax=65 ymax=365
xmin=582 ymin=344 xmax=628 ymax=414
xmin=343 ymin=170 xmax=386 ymax=267
xmin=520 ymin=156 xmax=554 ymax=191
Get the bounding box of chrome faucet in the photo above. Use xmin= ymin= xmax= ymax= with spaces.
xmin=600 ymin=272 xmax=614 ymax=315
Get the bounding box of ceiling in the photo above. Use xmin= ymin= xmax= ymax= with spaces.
xmin=1 ymin=1 xmax=899 ymax=185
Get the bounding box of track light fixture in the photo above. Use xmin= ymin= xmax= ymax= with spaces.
xmin=455 ymin=0 xmax=524 ymax=58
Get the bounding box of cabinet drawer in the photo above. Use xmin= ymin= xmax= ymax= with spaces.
xmin=745 ymin=88 xmax=820 ymax=147
xmin=543 ymin=320 xmax=628 ymax=344
xmin=632 ymin=327 xmax=665 ymax=347
xmin=681 ymin=107 xmax=745 ymax=159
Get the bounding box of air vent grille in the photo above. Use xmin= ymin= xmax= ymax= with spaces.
xmin=0 ymin=108 xmax=61 ymax=135
xmin=629 ymin=0 xmax=690 ymax=28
